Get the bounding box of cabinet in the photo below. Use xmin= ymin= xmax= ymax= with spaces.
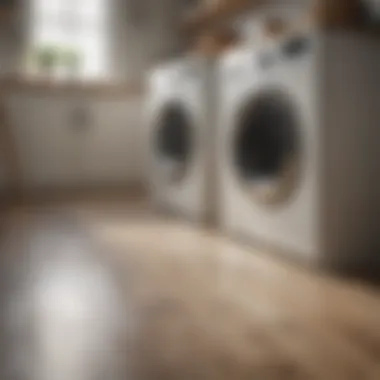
xmin=80 ymin=98 xmax=143 ymax=185
xmin=6 ymin=92 xmax=143 ymax=190
xmin=8 ymin=94 xmax=81 ymax=188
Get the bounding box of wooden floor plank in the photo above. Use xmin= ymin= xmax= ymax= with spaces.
xmin=2 ymin=201 xmax=380 ymax=379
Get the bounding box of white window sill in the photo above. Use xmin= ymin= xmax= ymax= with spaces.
xmin=0 ymin=75 xmax=144 ymax=98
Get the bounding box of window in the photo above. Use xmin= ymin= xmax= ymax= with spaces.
xmin=29 ymin=0 xmax=109 ymax=80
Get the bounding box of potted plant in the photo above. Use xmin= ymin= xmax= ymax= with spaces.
xmin=61 ymin=47 xmax=82 ymax=79
xmin=35 ymin=45 xmax=60 ymax=78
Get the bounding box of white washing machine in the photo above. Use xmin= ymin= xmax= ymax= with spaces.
xmin=146 ymin=57 xmax=217 ymax=223
xmin=218 ymin=31 xmax=380 ymax=271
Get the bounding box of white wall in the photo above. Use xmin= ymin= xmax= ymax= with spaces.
xmin=111 ymin=0 xmax=185 ymax=81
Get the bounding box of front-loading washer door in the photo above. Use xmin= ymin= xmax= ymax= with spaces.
xmin=154 ymin=101 xmax=193 ymax=184
xmin=232 ymin=88 xmax=302 ymax=207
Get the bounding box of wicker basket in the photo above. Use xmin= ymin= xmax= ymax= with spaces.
xmin=312 ymin=0 xmax=364 ymax=28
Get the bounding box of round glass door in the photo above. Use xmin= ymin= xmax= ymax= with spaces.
xmin=233 ymin=89 xmax=301 ymax=206
xmin=155 ymin=102 xmax=193 ymax=183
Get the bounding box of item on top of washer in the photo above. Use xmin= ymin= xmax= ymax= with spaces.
xmin=312 ymin=0 xmax=365 ymax=28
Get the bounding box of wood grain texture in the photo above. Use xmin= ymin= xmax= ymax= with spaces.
xmin=3 ymin=200 xmax=380 ymax=380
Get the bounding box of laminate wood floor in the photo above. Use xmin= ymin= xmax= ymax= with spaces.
xmin=2 ymin=200 xmax=380 ymax=380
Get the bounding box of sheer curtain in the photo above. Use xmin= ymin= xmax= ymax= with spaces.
xmin=30 ymin=0 xmax=109 ymax=80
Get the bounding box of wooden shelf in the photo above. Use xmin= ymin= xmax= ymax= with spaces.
xmin=182 ymin=0 xmax=376 ymax=35
xmin=189 ymin=26 xmax=240 ymax=57
xmin=183 ymin=0 xmax=261 ymax=32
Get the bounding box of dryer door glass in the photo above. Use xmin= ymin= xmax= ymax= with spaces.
xmin=233 ymin=90 xmax=301 ymax=206
xmin=155 ymin=102 xmax=193 ymax=183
